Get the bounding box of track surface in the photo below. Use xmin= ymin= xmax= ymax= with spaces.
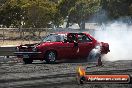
xmin=0 ymin=57 xmax=132 ymax=88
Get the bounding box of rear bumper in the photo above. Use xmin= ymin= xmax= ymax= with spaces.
xmin=101 ymin=48 xmax=110 ymax=54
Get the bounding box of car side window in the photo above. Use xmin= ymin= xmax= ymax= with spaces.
xmin=43 ymin=35 xmax=55 ymax=42
xmin=43 ymin=34 xmax=64 ymax=42
xmin=55 ymin=35 xmax=62 ymax=42
xmin=78 ymin=34 xmax=92 ymax=43
xmin=67 ymin=33 xmax=77 ymax=43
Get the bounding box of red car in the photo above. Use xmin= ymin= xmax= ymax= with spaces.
xmin=14 ymin=32 xmax=110 ymax=64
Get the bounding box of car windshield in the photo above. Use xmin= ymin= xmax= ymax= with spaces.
xmin=42 ymin=34 xmax=65 ymax=42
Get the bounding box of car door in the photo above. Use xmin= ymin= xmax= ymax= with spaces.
xmin=54 ymin=34 xmax=77 ymax=59
xmin=59 ymin=33 xmax=78 ymax=58
xmin=77 ymin=33 xmax=94 ymax=58
xmin=61 ymin=42 xmax=76 ymax=58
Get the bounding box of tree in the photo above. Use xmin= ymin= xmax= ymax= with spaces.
xmin=0 ymin=0 xmax=28 ymax=27
xmin=0 ymin=0 xmax=7 ymax=6
xmin=0 ymin=0 xmax=60 ymax=28
xmin=101 ymin=0 xmax=132 ymax=19
xmin=22 ymin=0 xmax=56 ymax=28
xmin=58 ymin=0 xmax=101 ymax=29
xmin=72 ymin=0 xmax=101 ymax=29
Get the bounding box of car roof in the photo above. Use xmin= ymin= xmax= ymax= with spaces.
xmin=49 ymin=32 xmax=96 ymax=42
xmin=54 ymin=32 xmax=88 ymax=35
xmin=53 ymin=32 xmax=95 ymax=40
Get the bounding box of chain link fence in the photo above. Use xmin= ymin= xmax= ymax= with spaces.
xmin=0 ymin=25 xmax=98 ymax=46
xmin=0 ymin=28 xmax=54 ymax=45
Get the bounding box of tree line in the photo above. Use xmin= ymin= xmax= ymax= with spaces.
xmin=0 ymin=0 xmax=132 ymax=29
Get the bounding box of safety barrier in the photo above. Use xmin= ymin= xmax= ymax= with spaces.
xmin=0 ymin=46 xmax=16 ymax=56
xmin=0 ymin=46 xmax=23 ymax=63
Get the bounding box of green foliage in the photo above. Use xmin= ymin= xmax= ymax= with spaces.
xmin=0 ymin=0 xmax=59 ymax=28
xmin=23 ymin=0 xmax=57 ymax=28
xmin=0 ymin=0 xmax=23 ymax=27
xmin=72 ymin=0 xmax=101 ymax=23
xmin=101 ymin=0 xmax=132 ymax=19
xmin=58 ymin=0 xmax=101 ymax=28
xmin=0 ymin=0 xmax=132 ymax=28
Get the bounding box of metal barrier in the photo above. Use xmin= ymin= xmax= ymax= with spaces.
xmin=0 ymin=46 xmax=23 ymax=63
xmin=0 ymin=46 xmax=16 ymax=56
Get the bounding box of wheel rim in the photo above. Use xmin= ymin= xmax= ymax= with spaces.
xmin=48 ymin=52 xmax=55 ymax=61
xmin=87 ymin=53 xmax=100 ymax=62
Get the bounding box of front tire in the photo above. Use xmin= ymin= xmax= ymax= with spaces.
xmin=45 ymin=51 xmax=56 ymax=64
xmin=23 ymin=58 xmax=33 ymax=64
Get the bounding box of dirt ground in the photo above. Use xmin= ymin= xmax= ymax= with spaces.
xmin=0 ymin=57 xmax=132 ymax=88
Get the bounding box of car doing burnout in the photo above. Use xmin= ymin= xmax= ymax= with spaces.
xmin=14 ymin=32 xmax=110 ymax=64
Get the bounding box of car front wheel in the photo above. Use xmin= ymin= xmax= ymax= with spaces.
xmin=45 ymin=51 xmax=56 ymax=64
xmin=23 ymin=58 xmax=33 ymax=64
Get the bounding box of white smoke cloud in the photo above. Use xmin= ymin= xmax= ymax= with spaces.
xmin=57 ymin=17 xmax=132 ymax=61
xmin=94 ymin=22 xmax=132 ymax=61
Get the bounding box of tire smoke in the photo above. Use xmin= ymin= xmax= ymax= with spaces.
xmin=56 ymin=20 xmax=132 ymax=61
xmin=87 ymin=45 xmax=101 ymax=62
xmin=94 ymin=22 xmax=132 ymax=61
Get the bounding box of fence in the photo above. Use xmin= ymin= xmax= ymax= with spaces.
xmin=0 ymin=28 xmax=54 ymax=46
xmin=0 ymin=28 xmax=53 ymax=40
xmin=0 ymin=27 xmax=97 ymax=45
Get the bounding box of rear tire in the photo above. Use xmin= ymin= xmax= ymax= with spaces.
xmin=45 ymin=51 xmax=56 ymax=64
xmin=87 ymin=52 xmax=101 ymax=62
xmin=87 ymin=48 xmax=102 ymax=66
xmin=23 ymin=58 xmax=33 ymax=64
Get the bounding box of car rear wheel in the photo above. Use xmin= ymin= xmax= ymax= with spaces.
xmin=87 ymin=53 xmax=101 ymax=62
xmin=87 ymin=49 xmax=102 ymax=66
xmin=23 ymin=58 xmax=33 ymax=64
xmin=45 ymin=51 xmax=56 ymax=64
